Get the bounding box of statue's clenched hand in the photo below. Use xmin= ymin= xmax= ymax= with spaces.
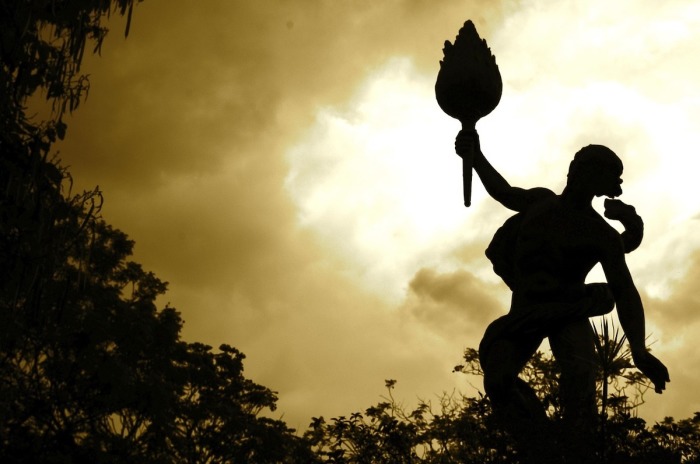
xmin=454 ymin=130 xmax=479 ymax=159
xmin=632 ymin=349 xmax=670 ymax=394
xmin=604 ymin=199 xmax=644 ymax=253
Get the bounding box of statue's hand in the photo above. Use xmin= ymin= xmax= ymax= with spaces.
xmin=604 ymin=199 xmax=644 ymax=253
xmin=604 ymin=198 xmax=638 ymax=221
xmin=632 ymin=349 xmax=670 ymax=393
xmin=454 ymin=129 xmax=480 ymax=159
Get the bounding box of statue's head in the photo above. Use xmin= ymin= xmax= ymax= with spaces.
xmin=567 ymin=145 xmax=623 ymax=198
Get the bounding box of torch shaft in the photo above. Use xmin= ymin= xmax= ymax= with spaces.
xmin=461 ymin=124 xmax=476 ymax=207
xmin=463 ymin=150 xmax=473 ymax=207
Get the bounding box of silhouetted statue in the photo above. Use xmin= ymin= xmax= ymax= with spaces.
xmin=455 ymin=133 xmax=670 ymax=463
xmin=436 ymin=20 xmax=669 ymax=463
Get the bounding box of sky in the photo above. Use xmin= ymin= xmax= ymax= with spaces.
xmin=56 ymin=0 xmax=700 ymax=431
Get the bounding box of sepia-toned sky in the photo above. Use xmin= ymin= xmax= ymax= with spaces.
xmin=57 ymin=0 xmax=700 ymax=430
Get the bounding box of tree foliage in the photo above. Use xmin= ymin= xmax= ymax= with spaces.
xmin=0 ymin=145 xmax=312 ymax=461
xmin=306 ymin=339 xmax=700 ymax=464
xmin=1 ymin=0 xmax=141 ymax=125
xmin=1 ymin=2 xmax=313 ymax=462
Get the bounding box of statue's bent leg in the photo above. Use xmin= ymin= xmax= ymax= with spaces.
xmin=479 ymin=316 xmax=555 ymax=463
xmin=479 ymin=317 xmax=541 ymax=409
xmin=550 ymin=318 xmax=597 ymax=464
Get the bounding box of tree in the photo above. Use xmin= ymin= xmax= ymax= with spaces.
xmin=306 ymin=328 xmax=700 ymax=463
xmin=0 ymin=198 xmax=312 ymax=461
xmin=2 ymin=0 xmax=143 ymax=314
xmin=1 ymin=0 xmax=140 ymax=123
xmin=1 ymin=2 xmax=315 ymax=462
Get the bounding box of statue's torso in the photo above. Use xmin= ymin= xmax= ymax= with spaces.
xmin=511 ymin=195 xmax=616 ymax=305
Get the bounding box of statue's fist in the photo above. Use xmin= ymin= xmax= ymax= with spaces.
xmin=604 ymin=199 xmax=644 ymax=253
xmin=604 ymin=198 xmax=638 ymax=221
xmin=455 ymin=130 xmax=479 ymax=159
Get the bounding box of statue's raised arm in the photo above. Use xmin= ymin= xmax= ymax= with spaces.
xmin=455 ymin=130 xmax=553 ymax=212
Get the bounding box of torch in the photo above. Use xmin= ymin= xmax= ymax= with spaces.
xmin=435 ymin=20 xmax=502 ymax=207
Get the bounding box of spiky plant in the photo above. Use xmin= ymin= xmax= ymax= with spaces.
xmin=592 ymin=317 xmax=655 ymax=462
xmin=593 ymin=317 xmax=625 ymax=462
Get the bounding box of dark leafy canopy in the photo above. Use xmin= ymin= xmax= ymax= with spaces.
xmin=1 ymin=208 xmax=311 ymax=461
xmin=307 ymin=345 xmax=700 ymax=464
xmin=1 ymin=0 xmax=139 ymax=125
xmin=0 ymin=134 xmax=312 ymax=461
xmin=1 ymin=1 xmax=314 ymax=462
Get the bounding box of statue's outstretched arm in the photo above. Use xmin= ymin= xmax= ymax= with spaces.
xmin=455 ymin=130 xmax=550 ymax=212
xmin=602 ymin=242 xmax=669 ymax=393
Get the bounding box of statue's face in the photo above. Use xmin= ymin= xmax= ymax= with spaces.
xmin=593 ymin=163 xmax=623 ymax=198
xmin=567 ymin=147 xmax=624 ymax=198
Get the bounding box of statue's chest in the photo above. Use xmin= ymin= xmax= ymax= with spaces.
xmin=516 ymin=204 xmax=604 ymax=269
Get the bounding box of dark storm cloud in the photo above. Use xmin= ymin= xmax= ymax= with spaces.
xmin=405 ymin=267 xmax=504 ymax=337
xmin=45 ymin=0 xmax=700 ymax=431
xmin=59 ymin=0 xmax=499 ymax=189
xmin=54 ymin=0 xmax=502 ymax=331
xmin=52 ymin=0 xmax=502 ymax=429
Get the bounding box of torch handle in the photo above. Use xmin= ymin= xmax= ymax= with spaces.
xmin=460 ymin=124 xmax=476 ymax=207
xmin=462 ymin=150 xmax=473 ymax=207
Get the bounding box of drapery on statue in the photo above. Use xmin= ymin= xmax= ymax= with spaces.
xmin=438 ymin=20 xmax=670 ymax=464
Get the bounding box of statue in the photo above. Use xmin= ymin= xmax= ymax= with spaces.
xmin=438 ymin=21 xmax=670 ymax=464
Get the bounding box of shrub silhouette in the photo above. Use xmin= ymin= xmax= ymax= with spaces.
xmin=306 ymin=339 xmax=699 ymax=463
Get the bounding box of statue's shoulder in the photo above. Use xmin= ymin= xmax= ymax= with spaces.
xmin=511 ymin=187 xmax=557 ymax=216
xmin=523 ymin=187 xmax=556 ymax=209
xmin=528 ymin=186 xmax=556 ymax=200
xmin=485 ymin=189 xmax=553 ymax=289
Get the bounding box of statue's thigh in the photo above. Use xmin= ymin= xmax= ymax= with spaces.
xmin=480 ymin=317 xmax=542 ymax=378
xmin=549 ymin=318 xmax=596 ymax=390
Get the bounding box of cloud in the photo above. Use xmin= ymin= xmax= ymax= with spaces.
xmin=403 ymin=267 xmax=505 ymax=338
xmin=474 ymin=0 xmax=700 ymax=295
xmin=285 ymin=57 xmax=476 ymax=301
xmin=58 ymin=0 xmax=500 ymax=189
xmin=48 ymin=0 xmax=700 ymax=431
xmin=637 ymin=249 xmax=700 ymax=420
xmin=50 ymin=0 xmax=504 ymax=430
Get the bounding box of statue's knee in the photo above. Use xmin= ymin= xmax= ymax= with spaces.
xmin=585 ymin=283 xmax=615 ymax=316
xmin=560 ymin=364 xmax=596 ymax=400
xmin=483 ymin=371 xmax=513 ymax=405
